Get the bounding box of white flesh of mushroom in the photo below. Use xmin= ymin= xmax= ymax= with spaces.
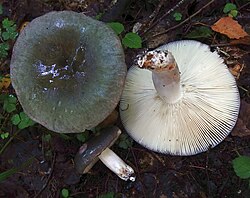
xmin=138 ymin=50 xmax=182 ymax=103
xmin=120 ymin=40 xmax=240 ymax=155
xmin=98 ymin=148 xmax=135 ymax=181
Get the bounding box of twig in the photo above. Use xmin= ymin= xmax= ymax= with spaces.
xmin=189 ymin=165 xmax=213 ymax=171
xmin=146 ymin=0 xmax=167 ymax=30
xmin=0 ymin=129 xmax=21 ymax=155
xmin=150 ymin=0 xmax=215 ymax=39
xmin=130 ymin=148 xmax=147 ymax=198
xmin=205 ymin=152 xmax=212 ymax=196
xmin=150 ymin=152 xmax=166 ymax=167
xmin=210 ymin=43 xmax=236 ymax=47
xmin=100 ymin=0 xmax=132 ymax=22
xmin=142 ymin=0 xmax=187 ymax=35
xmin=238 ymin=1 xmax=250 ymax=11
xmin=239 ymin=86 xmax=250 ymax=97
xmin=34 ymin=152 xmax=56 ymax=198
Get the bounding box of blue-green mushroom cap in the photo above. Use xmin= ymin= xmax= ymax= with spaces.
xmin=10 ymin=11 xmax=127 ymax=133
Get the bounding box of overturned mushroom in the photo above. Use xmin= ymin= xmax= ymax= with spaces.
xmin=120 ymin=40 xmax=240 ymax=155
xmin=10 ymin=11 xmax=134 ymax=180
xmin=74 ymin=126 xmax=135 ymax=181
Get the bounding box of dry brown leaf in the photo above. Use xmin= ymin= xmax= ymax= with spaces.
xmin=211 ymin=17 xmax=249 ymax=39
xmin=0 ymin=75 xmax=11 ymax=90
xmin=229 ymin=63 xmax=244 ymax=79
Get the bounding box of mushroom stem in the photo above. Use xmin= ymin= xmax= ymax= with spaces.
xmin=74 ymin=126 xmax=135 ymax=181
xmin=152 ymin=68 xmax=181 ymax=103
xmin=138 ymin=50 xmax=182 ymax=103
xmin=98 ymin=147 xmax=135 ymax=181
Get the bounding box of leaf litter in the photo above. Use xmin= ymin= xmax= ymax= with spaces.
xmin=0 ymin=0 xmax=250 ymax=197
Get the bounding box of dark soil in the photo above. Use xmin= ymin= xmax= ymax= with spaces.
xmin=0 ymin=0 xmax=250 ymax=197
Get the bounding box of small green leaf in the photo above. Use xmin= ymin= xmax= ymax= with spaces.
xmin=0 ymin=42 xmax=9 ymax=51
xmin=122 ymin=32 xmax=142 ymax=49
xmin=95 ymin=12 xmax=104 ymax=20
xmin=43 ymin=134 xmax=52 ymax=142
xmin=232 ymin=156 xmax=250 ymax=179
xmin=223 ymin=3 xmax=237 ymax=14
xmin=173 ymin=12 xmax=182 ymax=21
xmin=1 ymin=132 xmax=9 ymax=139
xmin=229 ymin=9 xmax=238 ymax=17
xmin=27 ymin=119 xmax=35 ymax=126
xmin=76 ymin=131 xmax=89 ymax=143
xmin=18 ymin=112 xmax=35 ymax=129
xmin=18 ymin=122 xmax=27 ymax=129
xmin=186 ymin=26 xmax=212 ymax=39
xmin=11 ymin=114 xmax=21 ymax=125
xmin=0 ymin=42 xmax=10 ymax=59
xmin=2 ymin=18 xmax=15 ymax=29
xmin=117 ymin=134 xmax=133 ymax=149
xmin=2 ymin=30 xmax=18 ymax=40
xmin=3 ymin=95 xmax=17 ymax=113
xmin=3 ymin=103 xmax=16 ymax=113
xmin=19 ymin=112 xmax=27 ymax=120
xmin=6 ymin=94 xmax=17 ymax=103
xmin=107 ymin=22 xmax=125 ymax=35
xmin=61 ymin=188 xmax=70 ymax=198
xmin=1 ymin=19 xmax=18 ymax=41
xmin=98 ymin=192 xmax=115 ymax=198
xmin=5 ymin=24 xmax=16 ymax=32
xmin=118 ymin=141 xmax=128 ymax=149
xmin=0 ymin=49 xmax=8 ymax=59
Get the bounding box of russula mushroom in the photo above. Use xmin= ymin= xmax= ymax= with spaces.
xmin=10 ymin=11 xmax=134 ymax=180
xmin=10 ymin=11 xmax=126 ymax=133
xmin=74 ymin=126 xmax=135 ymax=181
xmin=120 ymin=40 xmax=240 ymax=155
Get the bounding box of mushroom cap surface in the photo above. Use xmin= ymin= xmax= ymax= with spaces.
xmin=120 ymin=40 xmax=240 ymax=156
xmin=10 ymin=11 xmax=126 ymax=133
xmin=74 ymin=126 xmax=121 ymax=174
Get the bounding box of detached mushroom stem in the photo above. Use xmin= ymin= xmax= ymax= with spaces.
xmin=99 ymin=148 xmax=135 ymax=181
xmin=74 ymin=126 xmax=135 ymax=181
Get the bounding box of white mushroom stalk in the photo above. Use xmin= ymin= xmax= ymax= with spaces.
xmin=120 ymin=40 xmax=240 ymax=156
xmin=138 ymin=50 xmax=182 ymax=103
xmin=98 ymin=148 xmax=135 ymax=181
xmin=74 ymin=126 xmax=135 ymax=181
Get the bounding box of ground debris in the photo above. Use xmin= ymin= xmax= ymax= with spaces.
xmin=232 ymin=100 xmax=250 ymax=137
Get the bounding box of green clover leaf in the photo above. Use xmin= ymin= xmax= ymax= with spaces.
xmin=122 ymin=32 xmax=142 ymax=49
xmin=3 ymin=95 xmax=17 ymax=113
xmin=107 ymin=22 xmax=125 ymax=35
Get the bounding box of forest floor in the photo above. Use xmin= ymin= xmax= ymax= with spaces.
xmin=0 ymin=0 xmax=250 ymax=197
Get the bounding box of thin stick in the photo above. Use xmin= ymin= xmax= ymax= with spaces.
xmin=0 ymin=129 xmax=21 ymax=155
xmin=238 ymin=1 xmax=250 ymax=11
xmin=147 ymin=0 xmax=167 ymax=28
xmin=142 ymin=0 xmax=187 ymax=35
xmin=239 ymin=86 xmax=250 ymax=97
xmin=130 ymin=148 xmax=147 ymax=197
xmin=34 ymin=152 xmax=56 ymax=198
xmin=189 ymin=165 xmax=213 ymax=171
xmin=151 ymin=0 xmax=215 ymax=39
